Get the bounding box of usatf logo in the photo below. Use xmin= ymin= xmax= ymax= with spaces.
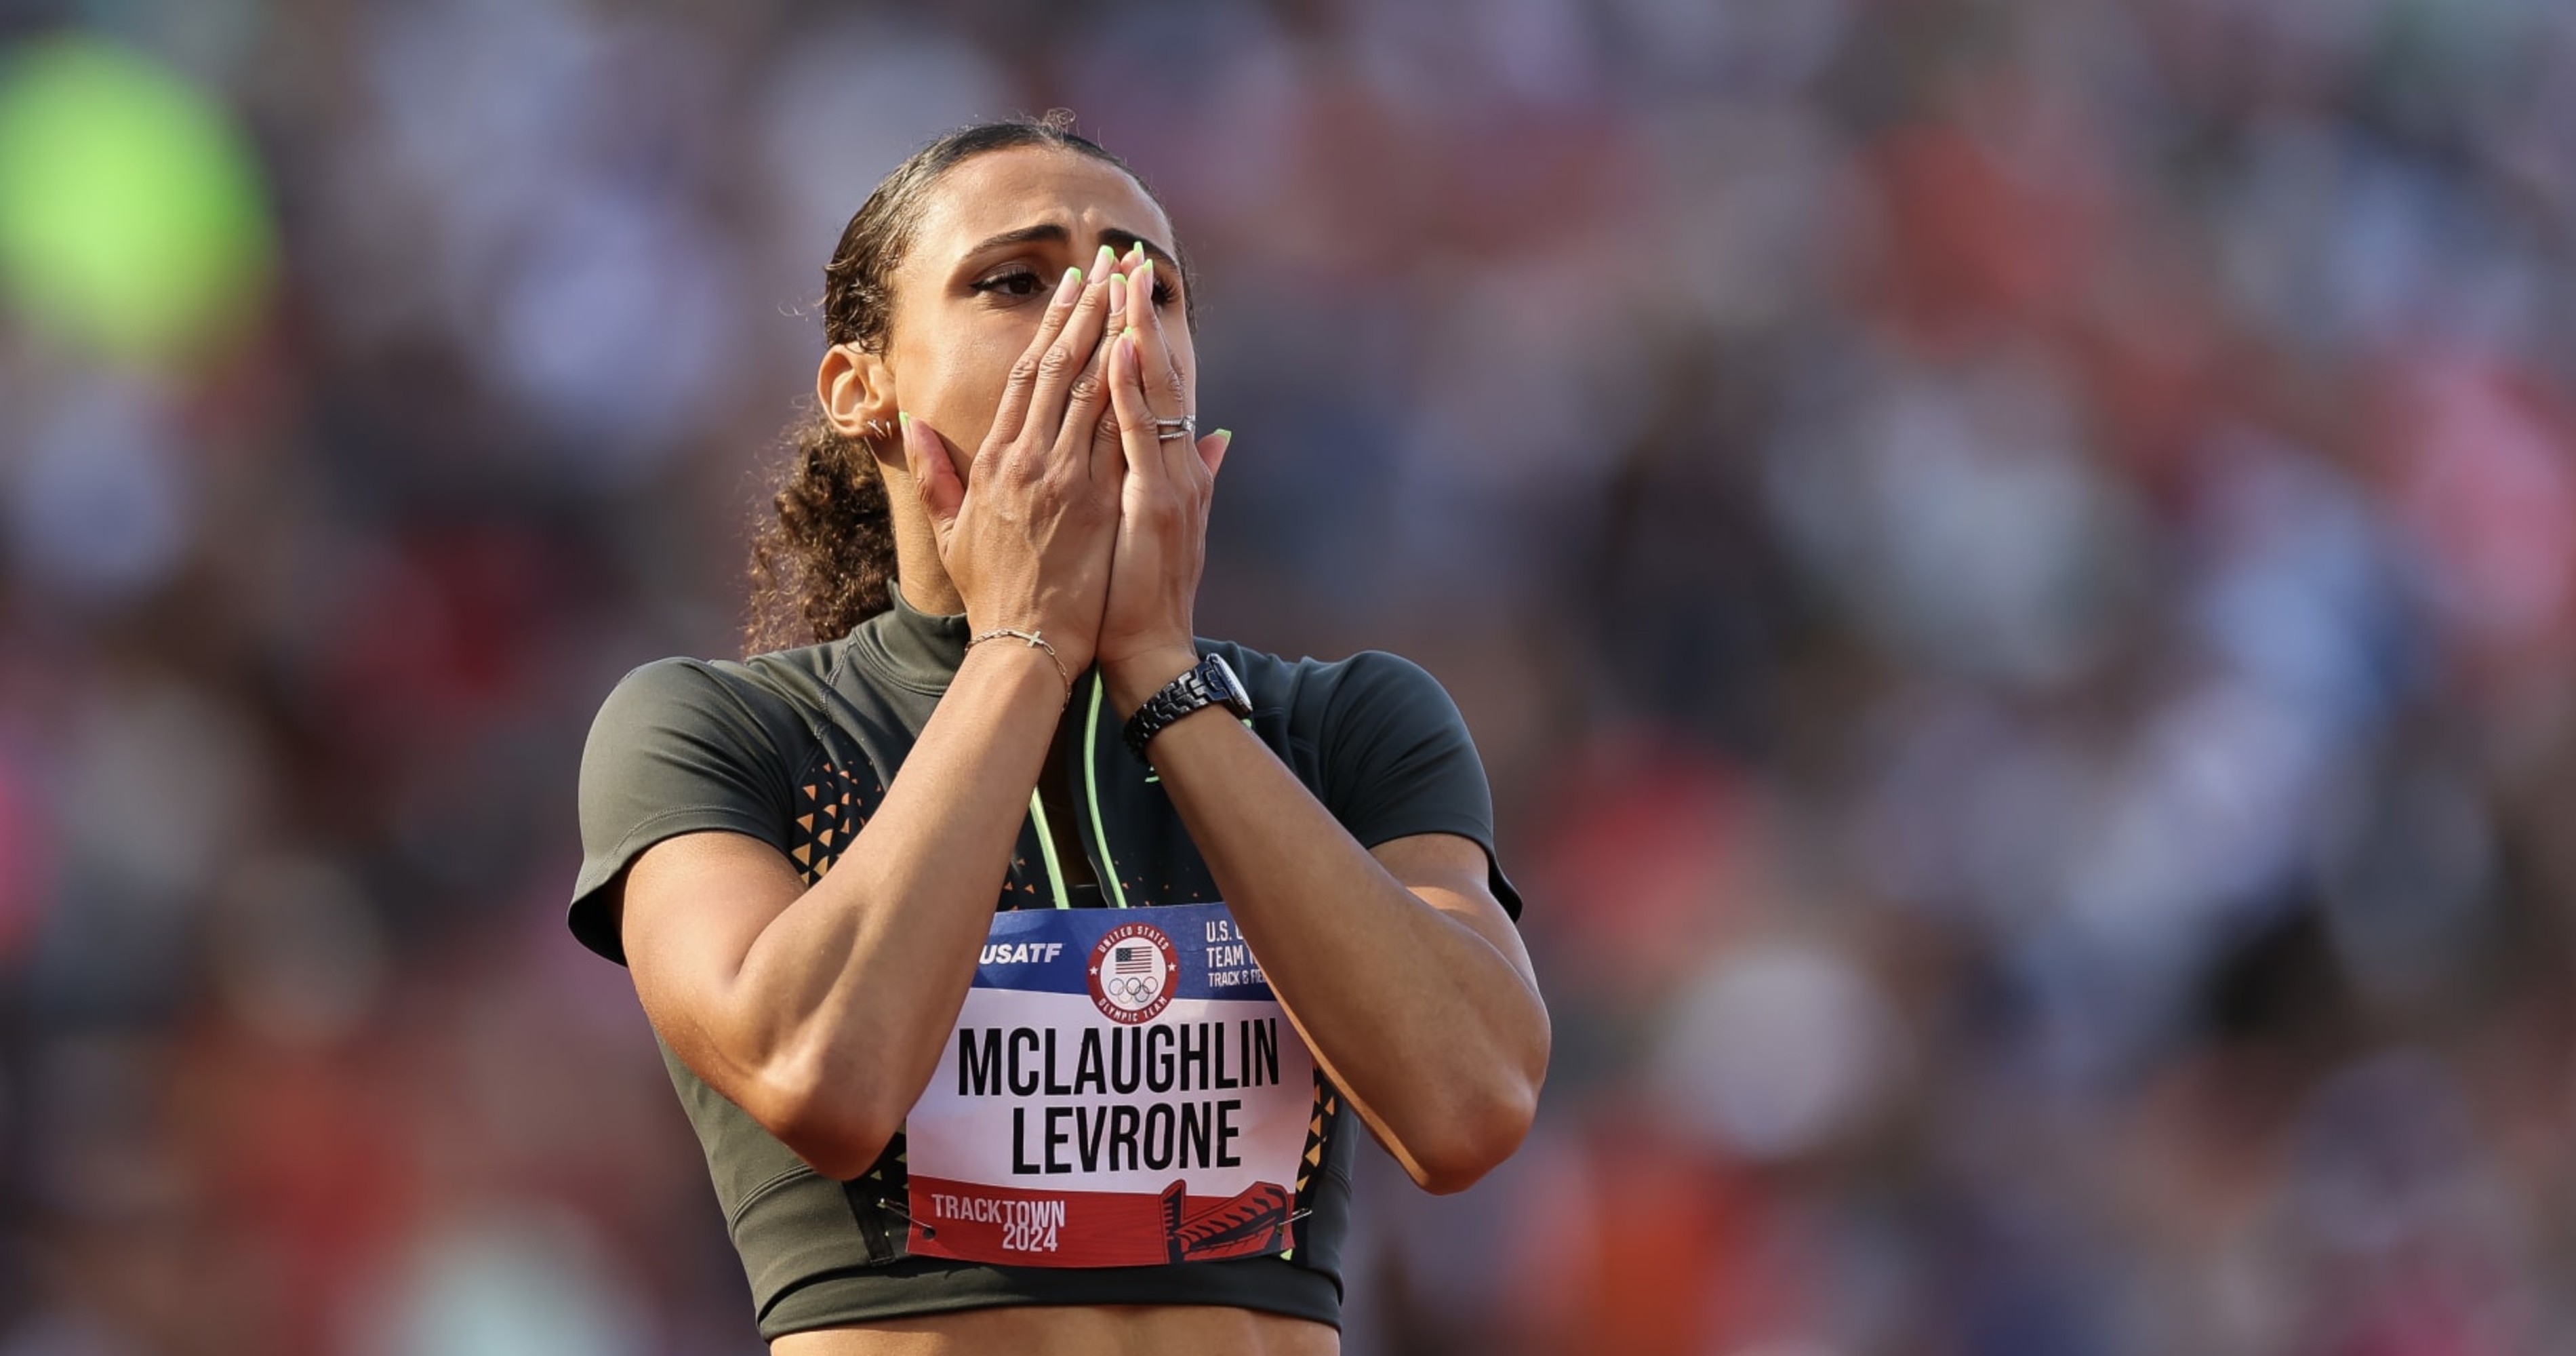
xmin=1087 ymin=922 xmax=1178 ymax=1024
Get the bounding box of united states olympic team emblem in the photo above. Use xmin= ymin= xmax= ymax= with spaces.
xmin=1087 ymin=921 xmax=1178 ymax=1024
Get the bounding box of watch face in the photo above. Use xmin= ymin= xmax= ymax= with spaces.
xmin=1203 ymin=654 xmax=1251 ymax=713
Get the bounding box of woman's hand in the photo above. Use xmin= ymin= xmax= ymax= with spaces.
xmin=900 ymin=247 xmax=1132 ymax=675
xmin=1100 ymin=256 xmax=1232 ymax=711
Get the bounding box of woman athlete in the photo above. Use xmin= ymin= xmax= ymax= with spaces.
xmin=569 ymin=118 xmax=1548 ymax=1355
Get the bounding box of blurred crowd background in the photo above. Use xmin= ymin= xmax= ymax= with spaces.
xmin=3 ymin=0 xmax=2575 ymax=1352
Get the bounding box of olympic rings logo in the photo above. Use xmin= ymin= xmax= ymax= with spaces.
xmin=1088 ymin=922 xmax=1178 ymax=1024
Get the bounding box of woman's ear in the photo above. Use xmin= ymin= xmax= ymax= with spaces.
xmin=817 ymin=343 xmax=894 ymax=445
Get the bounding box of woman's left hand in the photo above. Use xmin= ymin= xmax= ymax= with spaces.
xmin=1098 ymin=255 xmax=1232 ymax=712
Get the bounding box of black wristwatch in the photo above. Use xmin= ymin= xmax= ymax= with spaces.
xmin=1122 ymin=653 xmax=1254 ymax=762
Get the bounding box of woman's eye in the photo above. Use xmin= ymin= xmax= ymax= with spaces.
xmin=1151 ymin=277 xmax=1177 ymax=308
xmin=971 ymin=269 xmax=1045 ymax=298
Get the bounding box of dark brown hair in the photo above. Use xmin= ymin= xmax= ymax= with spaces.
xmin=742 ymin=115 xmax=1192 ymax=656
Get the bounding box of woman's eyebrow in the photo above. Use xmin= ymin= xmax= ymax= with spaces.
xmin=960 ymin=222 xmax=1175 ymax=272
xmin=963 ymin=222 xmax=1070 ymax=258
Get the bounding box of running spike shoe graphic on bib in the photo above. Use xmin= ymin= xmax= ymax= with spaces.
xmin=904 ymin=901 xmax=1316 ymax=1267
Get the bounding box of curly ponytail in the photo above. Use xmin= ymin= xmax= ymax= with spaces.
xmin=740 ymin=113 xmax=1192 ymax=656
xmin=744 ymin=416 xmax=897 ymax=656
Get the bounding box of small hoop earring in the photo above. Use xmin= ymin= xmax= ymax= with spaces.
xmin=863 ymin=418 xmax=892 ymax=441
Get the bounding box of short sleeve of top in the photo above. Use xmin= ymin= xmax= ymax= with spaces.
xmin=568 ymin=657 xmax=800 ymax=965
xmin=1295 ymin=649 xmax=1523 ymax=921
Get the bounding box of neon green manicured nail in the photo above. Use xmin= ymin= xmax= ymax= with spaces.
xmin=898 ymin=410 xmax=911 ymax=426
xmin=1214 ymin=427 xmax=1232 ymax=443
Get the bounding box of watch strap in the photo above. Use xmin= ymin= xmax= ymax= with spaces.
xmin=1122 ymin=654 xmax=1248 ymax=762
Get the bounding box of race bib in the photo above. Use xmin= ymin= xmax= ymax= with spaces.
xmin=903 ymin=901 xmax=1316 ymax=1267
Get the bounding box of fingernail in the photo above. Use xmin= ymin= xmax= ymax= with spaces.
xmin=1108 ymin=274 xmax=1126 ymax=319
xmin=1123 ymin=325 xmax=1136 ymax=340
xmin=1056 ymin=266 xmax=1081 ymax=301
xmin=1127 ymin=241 xmax=1144 ymax=264
xmin=1213 ymin=428 xmax=1233 ymax=447
xmin=1093 ymin=243 xmax=1116 ymax=278
xmin=1121 ymin=333 xmax=1139 ymax=365
xmin=898 ymin=410 xmax=911 ymax=427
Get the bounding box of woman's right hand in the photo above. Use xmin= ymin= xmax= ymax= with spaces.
xmin=899 ymin=246 xmax=1130 ymax=675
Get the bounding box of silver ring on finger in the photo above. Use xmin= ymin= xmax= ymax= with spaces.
xmin=1153 ymin=415 xmax=1196 ymax=441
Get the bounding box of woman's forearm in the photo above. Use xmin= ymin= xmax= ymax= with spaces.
xmin=1115 ymin=670 xmax=1549 ymax=1191
xmin=715 ymin=644 xmax=1067 ymax=1170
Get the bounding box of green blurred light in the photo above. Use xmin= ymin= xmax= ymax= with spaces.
xmin=0 ymin=34 xmax=275 ymax=362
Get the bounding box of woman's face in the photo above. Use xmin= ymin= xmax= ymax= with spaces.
xmin=847 ymin=146 xmax=1193 ymax=475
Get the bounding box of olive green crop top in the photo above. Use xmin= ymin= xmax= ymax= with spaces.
xmin=567 ymin=582 xmax=1521 ymax=1340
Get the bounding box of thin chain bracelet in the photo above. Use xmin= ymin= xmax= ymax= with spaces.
xmin=965 ymin=627 xmax=1072 ymax=701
